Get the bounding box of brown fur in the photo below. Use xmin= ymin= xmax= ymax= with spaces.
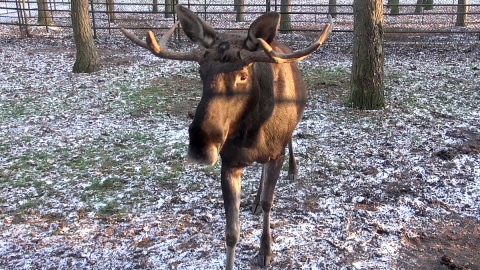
xmin=180 ymin=10 xmax=307 ymax=268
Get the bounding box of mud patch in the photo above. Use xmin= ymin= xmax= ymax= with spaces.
xmin=397 ymin=216 xmax=480 ymax=270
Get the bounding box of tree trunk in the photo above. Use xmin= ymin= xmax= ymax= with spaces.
xmin=328 ymin=0 xmax=337 ymax=18
xmin=16 ymin=0 xmax=32 ymax=37
xmin=106 ymin=0 xmax=115 ymax=23
xmin=279 ymin=0 xmax=292 ymax=32
xmin=423 ymin=0 xmax=434 ymax=10
xmin=37 ymin=0 xmax=53 ymax=26
xmin=415 ymin=0 xmax=424 ymax=14
xmin=165 ymin=0 xmax=175 ymax=18
xmin=350 ymin=0 xmax=385 ymax=110
xmin=389 ymin=0 xmax=400 ymax=15
xmin=234 ymin=0 xmax=245 ymax=22
xmin=71 ymin=0 xmax=97 ymax=73
xmin=455 ymin=0 xmax=468 ymax=26
xmin=152 ymin=0 xmax=158 ymax=13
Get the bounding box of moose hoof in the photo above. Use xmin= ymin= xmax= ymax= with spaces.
xmin=251 ymin=202 xmax=262 ymax=215
xmin=257 ymin=254 xmax=273 ymax=268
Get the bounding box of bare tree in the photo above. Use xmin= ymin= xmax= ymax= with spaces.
xmin=415 ymin=0 xmax=424 ymax=14
xmin=165 ymin=0 xmax=177 ymax=18
xmin=280 ymin=0 xmax=292 ymax=32
xmin=37 ymin=0 xmax=53 ymax=25
xmin=328 ymin=0 xmax=337 ymax=18
xmin=416 ymin=0 xmax=434 ymax=13
xmin=16 ymin=0 xmax=32 ymax=37
xmin=388 ymin=0 xmax=400 ymax=15
xmin=455 ymin=0 xmax=469 ymax=26
xmin=71 ymin=0 xmax=97 ymax=73
xmin=350 ymin=0 xmax=385 ymax=110
xmin=234 ymin=0 xmax=245 ymax=22
xmin=424 ymin=0 xmax=434 ymax=10
xmin=106 ymin=0 xmax=116 ymax=23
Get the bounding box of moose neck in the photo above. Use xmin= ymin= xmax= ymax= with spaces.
xmin=228 ymin=62 xmax=275 ymax=146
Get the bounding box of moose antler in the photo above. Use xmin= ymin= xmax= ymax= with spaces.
xmin=121 ymin=14 xmax=333 ymax=64
xmin=120 ymin=21 xmax=202 ymax=62
xmin=240 ymin=15 xmax=334 ymax=64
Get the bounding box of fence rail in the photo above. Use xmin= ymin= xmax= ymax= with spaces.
xmin=1 ymin=0 xmax=479 ymax=40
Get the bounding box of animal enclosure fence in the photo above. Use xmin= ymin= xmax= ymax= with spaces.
xmin=0 ymin=0 xmax=479 ymax=42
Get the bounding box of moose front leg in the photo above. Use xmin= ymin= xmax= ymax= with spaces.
xmin=258 ymin=155 xmax=284 ymax=268
xmin=221 ymin=163 xmax=243 ymax=270
xmin=253 ymin=140 xmax=295 ymax=215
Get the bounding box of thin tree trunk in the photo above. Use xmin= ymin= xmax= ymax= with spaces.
xmin=165 ymin=0 xmax=175 ymax=18
xmin=37 ymin=0 xmax=53 ymax=25
xmin=328 ymin=0 xmax=337 ymax=18
xmin=389 ymin=0 xmax=400 ymax=15
xmin=455 ymin=0 xmax=468 ymax=26
xmin=153 ymin=0 xmax=158 ymax=13
xmin=415 ymin=0 xmax=424 ymax=14
xmin=280 ymin=0 xmax=291 ymax=32
xmin=234 ymin=0 xmax=245 ymax=22
xmin=17 ymin=0 xmax=32 ymax=37
xmin=71 ymin=0 xmax=97 ymax=73
xmin=106 ymin=0 xmax=115 ymax=23
xmin=423 ymin=0 xmax=434 ymax=10
xmin=350 ymin=0 xmax=385 ymax=110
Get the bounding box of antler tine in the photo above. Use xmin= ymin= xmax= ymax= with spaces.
xmin=242 ymin=15 xmax=334 ymax=64
xmin=120 ymin=27 xmax=150 ymax=50
xmin=159 ymin=21 xmax=180 ymax=48
xmin=121 ymin=22 xmax=201 ymax=62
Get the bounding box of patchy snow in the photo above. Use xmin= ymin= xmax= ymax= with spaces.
xmin=1 ymin=19 xmax=480 ymax=270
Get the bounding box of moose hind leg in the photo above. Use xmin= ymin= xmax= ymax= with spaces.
xmin=251 ymin=165 xmax=266 ymax=215
xmin=257 ymin=156 xmax=284 ymax=268
xmin=221 ymin=164 xmax=242 ymax=270
xmin=287 ymin=139 xmax=298 ymax=181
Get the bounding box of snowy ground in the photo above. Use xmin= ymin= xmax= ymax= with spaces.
xmin=0 ymin=23 xmax=480 ymax=270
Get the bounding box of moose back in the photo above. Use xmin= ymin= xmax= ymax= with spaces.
xmin=122 ymin=5 xmax=332 ymax=269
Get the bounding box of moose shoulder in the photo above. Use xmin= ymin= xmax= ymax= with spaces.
xmin=121 ymin=5 xmax=333 ymax=269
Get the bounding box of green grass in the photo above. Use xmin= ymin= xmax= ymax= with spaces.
xmin=302 ymin=67 xmax=351 ymax=106
xmin=120 ymin=85 xmax=167 ymax=117
xmin=96 ymin=199 xmax=126 ymax=220
xmin=0 ymin=100 xmax=28 ymax=121
xmin=86 ymin=177 xmax=126 ymax=191
xmin=302 ymin=67 xmax=350 ymax=89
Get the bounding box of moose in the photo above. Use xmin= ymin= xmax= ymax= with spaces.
xmin=121 ymin=5 xmax=332 ymax=269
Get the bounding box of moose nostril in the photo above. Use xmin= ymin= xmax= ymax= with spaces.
xmin=222 ymin=55 xmax=230 ymax=62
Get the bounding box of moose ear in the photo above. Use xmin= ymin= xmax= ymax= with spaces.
xmin=245 ymin=12 xmax=280 ymax=51
xmin=176 ymin=5 xmax=216 ymax=48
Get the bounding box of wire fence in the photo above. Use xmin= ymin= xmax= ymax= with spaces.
xmin=0 ymin=0 xmax=479 ymax=41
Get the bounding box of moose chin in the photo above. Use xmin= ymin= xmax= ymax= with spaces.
xmin=122 ymin=5 xmax=333 ymax=269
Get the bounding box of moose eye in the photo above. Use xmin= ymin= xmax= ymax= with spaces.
xmin=235 ymin=73 xmax=248 ymax=87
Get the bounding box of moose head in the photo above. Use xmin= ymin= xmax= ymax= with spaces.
xmin=122 ymin=5 xmax=332 ymax=269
